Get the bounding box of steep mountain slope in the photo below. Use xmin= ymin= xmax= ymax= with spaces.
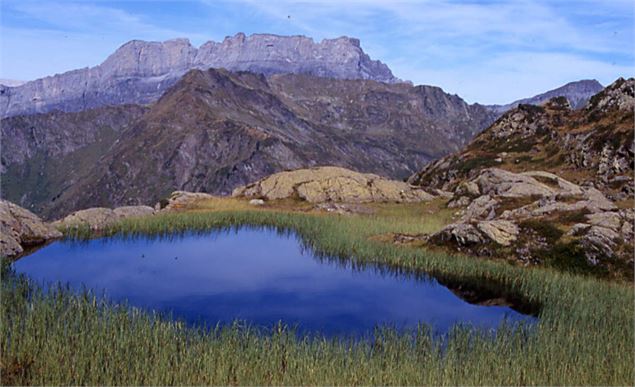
xmin=409 ymin=78 xmax=634 ymax=200
xmin=3 ymin=68 xmax=494 ymax=219
xmin=1 ymin=105 xmax=147 ymax=213
xmin=0 ymin=33 xmax=398 ymax=118
xmin=488 ymin=79 xmax=604 ymax=114
xmin=405 ymin=78 xmax=633 ymax=278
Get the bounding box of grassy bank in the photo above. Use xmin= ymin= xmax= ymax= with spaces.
xmin=2 ymin=202 xmax=634 ymax=385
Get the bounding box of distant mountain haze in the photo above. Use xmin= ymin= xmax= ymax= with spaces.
xmin=488 ymin=79 xmax=604 ymax=113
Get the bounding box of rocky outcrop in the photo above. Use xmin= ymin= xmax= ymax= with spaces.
xmin=53 ymin=205 xmax=155 ymax=231
xmin=419 ymin=166 xmax=632 ymax=276
xmin=1 ymin=34 xmax=399 ymax=118
xmin=0 ymin=200 xmax=61 ymax=258
xmin=233 ymin=166 xmax=435 ymax=203
xmin=409 ymin=78 xmax=634 ymax=202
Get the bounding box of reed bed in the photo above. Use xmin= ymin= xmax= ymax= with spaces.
xmin=2 ymin=208 xmax=633 ymax=385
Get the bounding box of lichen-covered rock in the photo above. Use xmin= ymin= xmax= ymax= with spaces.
xmin=476 ymin=220 xmax=519 ymax=246
xmin=53 ymin=205 xmax=155 ymax=231
xmin=461 ymin=195 xmax=498 ymax=221
xmin=471 ymin=168 xmax=557 ymax=198
xmin=585 ymin=212 xmax=622 ymax=231
xmin=233 ymin=166 xmax=435 ymax=203
xmin=0 ymin=200 xmax=62 ymax=258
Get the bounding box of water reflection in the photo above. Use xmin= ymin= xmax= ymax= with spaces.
xmin=13 ymin=228 xmax=536 ymax=336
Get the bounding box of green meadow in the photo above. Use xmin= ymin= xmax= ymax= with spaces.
xmin=2 ymin=201 xmax=633 ymax=385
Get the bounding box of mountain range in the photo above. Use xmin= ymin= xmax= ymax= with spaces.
xmin=0 ymin=33 xmax=398 ymax=118
xmin=0 ymin=34 xmax=615 ymax=219
xmin=1 ymin=68 xmax=495 ymax=218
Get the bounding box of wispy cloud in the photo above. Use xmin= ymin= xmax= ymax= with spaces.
xmin=1 ymin=0 xmax=632 ymax=103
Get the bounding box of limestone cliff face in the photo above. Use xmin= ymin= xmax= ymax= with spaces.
xmin=0 ymin=34 xmax=399 ymax=118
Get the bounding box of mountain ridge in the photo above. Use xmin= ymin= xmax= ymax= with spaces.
xmin=1 ymin=68 xmax=495 ymax=218
xmin=0 ymin=33 xmax=399 ymax=118
xmin=488 ymin=79 xmax=604 ymax=113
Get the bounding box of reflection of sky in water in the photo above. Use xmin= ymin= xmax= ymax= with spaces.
xmin=13 ymin=228 xmax=536 ymax=336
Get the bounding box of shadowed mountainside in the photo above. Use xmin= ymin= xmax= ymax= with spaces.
xmin=2 ymin=68 xmax=495 ymax=219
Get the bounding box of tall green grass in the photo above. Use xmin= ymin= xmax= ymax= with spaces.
xmin=3 ymin=210 xmax=634 ymax=385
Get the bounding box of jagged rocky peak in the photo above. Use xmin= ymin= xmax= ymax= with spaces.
xmin=0 ymin=33 xmax=399 ymax=118
xmin=586 ymin=77 xmax=634 ymax=112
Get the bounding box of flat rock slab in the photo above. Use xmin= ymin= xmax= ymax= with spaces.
xmin=233 ymin=166 xmax=435 ymax=203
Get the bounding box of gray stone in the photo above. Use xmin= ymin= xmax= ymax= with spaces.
xmin=471 ymin=168 xmax=555 ymax=198
xmin=448 ymin=196 xmax=471 ymax=208
xmin=580 ymin=226 xmax=620 ymax=265
xmin=462 ymin=195 xmax=498 ymax=221
xmin=249 ymin=199 xmax=265 ymax=206
xmin=477 ymin=220 xmax=519 ymax=246
xmin=585 ymin=212 xmax=622 ymax=231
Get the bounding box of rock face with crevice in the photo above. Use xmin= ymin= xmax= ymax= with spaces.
xmin=0 ymin=200 xmax=62 ymax=258
xmin=233 ymin=166 xmax=435 ymax=203
xmin=0 ymin=33 xmax=399 ymax=118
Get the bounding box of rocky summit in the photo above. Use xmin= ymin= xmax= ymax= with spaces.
xmin=2 ymin=68 xmax=495 ymax=219
xmin=0 ymin=33 xmax=398 ymax=118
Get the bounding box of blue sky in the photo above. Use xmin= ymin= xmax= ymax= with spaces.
xmin=1 ymin=0 xmax=633 ymax=104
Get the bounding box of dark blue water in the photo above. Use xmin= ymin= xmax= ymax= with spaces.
xmin=13 ymin=228 xmax=535 ymax=336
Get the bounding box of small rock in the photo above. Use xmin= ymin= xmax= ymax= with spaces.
xmin=462 ymin=195 xmax=498 ymax=221
xmin=249 ymin=199 xmax=265 ymax=206
xmin=566 ymin=223 xmax=591 ymax=236
xmin=448 ymin=196 xmax=471 ymax=208
xmin=585 ymin=212 xmax=622 ymax=231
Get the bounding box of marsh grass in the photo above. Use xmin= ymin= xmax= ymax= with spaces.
xmin=4 ymin=204 xmax=634 ymax=385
